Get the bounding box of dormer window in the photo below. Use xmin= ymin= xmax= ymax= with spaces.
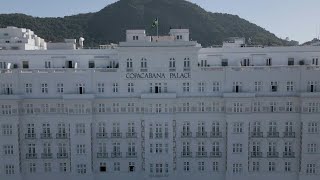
xmin=5 ymin=41 xmax=10 ymax=43
xmin=3 ymin=33 xmax=8 ymax=36
xmin=266 ymin=58 xmax=272 ymax=66
xmin=241 ymin=58 xmax=250 ymax=66
xmin=176 ymin=35 xmax=183 ymax=40
xmin=221 ymin=59 xmax=228 ymax=66
xmin=312 ymin=58 xmax=319 ymax=65
xmin=288 ymin=58 xmax=294 ymax=66
xmin=133 ymin=36 xmax=139 ymax=40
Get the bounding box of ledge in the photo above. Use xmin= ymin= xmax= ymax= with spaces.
xmin=62 ymin=94 xmax=95 ymax=99
xmin=141 ymin=93 xmax=177 ymax=99
xmin=223 ymin=93 xmax=256 ymax=98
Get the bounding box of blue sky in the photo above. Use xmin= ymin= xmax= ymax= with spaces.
xmin=0 ymin=0 xmax=318 ymax=43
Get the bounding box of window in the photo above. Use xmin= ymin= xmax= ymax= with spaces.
xmin=59 ymin=163 xmax=67 ymax=172
xmin=307 ymin=81 xmax=317 ymax=92
xmin=133 ymin=36 xmax=138 ymax=40
xmin=29 ymin=163 xmax=36 ymax=173
xmin=288 ymin=58 xmax=294 ymax=65
xmin=169 ymin=58 xmax=175 ymax=70
xmin=254 ymin=81 xmax=263 ymax=92
xmin=126 ymin=58 xmax=133 ymax=69
xmin=45 ymin=61 xmax=51 ymax=68
xmin=307 ymin=144 xmax=317 ymax=153
xmin=268 ymin=162 xmax=276 ymax=172
xmin=286 ymin=81 xmax=294 ymax=92
xmin=184 ymin=162 xmax=190 ymax=172
xmin=252 ymin=162 xmax=260 ymax=172
xmin=128 ymin=83 xmax=134 ymax=93
xmin=212 ymin=81 xmax=220 ymax=92
xmin=232 ymin=82 xmax=242 ymax=93
xmin=232 ymin=143 xmax=243 ymax=153
xmin=77 ymin=164 xmax=86 ymax=174
xmin=141 ymin=58 xmax=147 ymax=70
xmin=114 ymin=162 xmax=120 ymax=171
xmin=2 ymin=83 xmax=13 ymax=95
xmin=271 ymin=81 xmax=278 ymax=92
xmin=25 ymin=83 xmax=32 ymax=94
xmin=182 ymin=82 xmax=190 ymax=92
xmin=284 ymin=162 xmax=291 ymax=172
xmin=41 ymin=83 xmax=48 ymax=94
xmin=75 ymin=123 xmax=85 ymax=134
xmin=44 ymin=163 xmax=52 ymax=172
xmin=241 ymin=58 xmax=250 ymax=66
xmin=306 ymin=164 xmax=316 ymax=174
xmin=286 ymin=102 xmax=293 ymax=112
xmin=213 ymin=162 xmax=219 ymax=172
xmin=57 ymin=83 xmax=64 ymax=93
xmin=308 ymin=122 xmax=318 ymax=133
xmin=112 ymin=103 xmax=120 ymax=112
xmin=266 ymin=58 xmax=272 ymax=66
xmin=232 ymin=163 xmax=242 ymax=173
xmin=76 ymin=144 xmax=86 ymax=154
xmin=100 ymin=162 xmax=107 ymax=172
xmin=97 ymin=83 xmax=105 ymax=93
xmin=88 ymin=61 xmax=95 ymax=68
xmin=233 ymin=122 xmax=243 ymax=133
xmin=253 ymin=101 xmax=262 ymax=112
xmin=2 ymin=124 xmax=13 ymax=135
xmin=198 ymin=82 xmax=205 ymax=92
xmin=42 ymin=123 xmax=51 ymax=137
xmin=112 ymin=83 xmax=119 ymax=93
xmin=198 ymin=162 xmax=205 ymax=172
xmin=129 ymin=162 xmax=135 ymax=172
xmin=22 ymin=61 xmax=29 ymax=69
xmin=3 ymin=145 xmax=14 ymax=155
xmin=233 ymin=102 xmax=243 ymax=113
xmin=184 ymin=57 xmax=190 ymax=71
xmin=312 ymin=57 xmax=319 ymax=65
xmin=5 ymin=164 xmax=14 ymax=175
xmin=76 ymin=83 xmax=85 ymax=94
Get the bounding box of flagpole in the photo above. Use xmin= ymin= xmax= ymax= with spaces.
xmin=157 ymin=17 xmax=159 ymax=37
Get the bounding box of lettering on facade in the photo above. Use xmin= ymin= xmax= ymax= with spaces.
xmin=125 ymin=72 xmax=191 ymax=79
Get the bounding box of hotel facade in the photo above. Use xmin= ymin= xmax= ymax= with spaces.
xmin=0 ymin=26 xmax=320 ymax=180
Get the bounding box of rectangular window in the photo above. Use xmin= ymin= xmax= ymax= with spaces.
xmin=77 ymin=164 xmax=86 ymax=174
xmin=114 ymin=162 xmax=120 ymax=171
xmin=254 ymin=81 xmax=263 ymax=92
xmin=182 ymin=82 xmax=190 ymax=92
xmin=198 ymin=162 xmax=205 ymax=172
xmin=271 ymin=81 xmax=278 ymax=92
xmin=59 ymin=163 xmax=67 ymax=172
xmin=75 ymin=123 xmax=85 ymax=134
xmin=198 ymin=82 xmax=205 ymax=92
xmin=232 ymin=82 xmax=242 ymax=93
xmin=184 ymin=162 xmax=190 ymax=172
xmin=113 ymin=83 xmax=119 ymax=93
xmin=2 ymin=124 xmax=13 ymax=135
xmin=288 ymin=58 xmax=294 ymax=65
xmin=286 ymin=81 xmax=294 ymax=92
xmin=232 ymin=163 xmax=242 ymax=173
xmin=3 ymin=145 xmax=14 ymax=155
xmin=306 ymin=164 xmax=316 ymax=174
xmin=25 ymin=83 xmax=32 ymax=94
xmin=232 ymin=143 xmax=243 ymax=153
xmin=5 ymin=164 xmax=14 ymax=174
xmin=97 ymin=83 xmax=105 ymax=93
xmin=308 ymin=122 xmax=318 ymax=133
xmin=128 ymin=83 xmax=134 ymax=93
xmin=213 ymin=162 xmax=219 ymax=172
xmin=233 ymin=122 xmax=243 ymax=133
xmin=41 ymin=83 xmax=48 ymax=94
xmin=76 ymin=144 xmax=86 ymax=154
xmin=57 ymin=83 xmax=64 ymax=93
xmin=268 ymin=162 xmax=276 ymax=172
xmin=212 ymin=81 xmax=220 ymax=92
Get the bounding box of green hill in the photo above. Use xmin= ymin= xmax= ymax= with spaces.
xmin=0 ymin=0 xmax=290 ymax=47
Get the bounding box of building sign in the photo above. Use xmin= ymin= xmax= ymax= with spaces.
xmin=125 ymin=72 xmax=191 ymax=79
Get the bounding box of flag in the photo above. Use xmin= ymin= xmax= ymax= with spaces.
xmin=152 ymin=18 xmax=158 ymax=28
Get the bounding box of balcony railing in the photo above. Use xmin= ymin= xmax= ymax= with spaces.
xmin=25 ymin=133 xmax=36 ymax=139
xmin=196 ymin=152 xmax=208 ymax=158
xmin=169 ymin=68 xmax=176 ymax=72
xmin=283 ymin=132 xmax=296 ymax=138
xmin=210 ymin=132 xmax=222 ymax=138
xmin=283 ymin=152 xmax=295 ymax=158
xmin=57 ymin=153 xmax=68 ymax=159
xmin=41 ymin=153 xmax=53 ymax=159
xmin=267 ymin=152 xmax=279 ymax=158
xmin=250 ymin=132 xmax=263 ymax=138
xmin=155 ymin=133 xmax=163 ymax=139
xmin=111 ymin=132 xmax=122 ymax=138
xmin=181 ymin=152 xmax=192 ymax=158
xmin=267 ymin=132 xmax=279 ymax=138
xmin=56 ymin=133 xmax=68 ymax=139
xmin=126 ymin=152 xmax=137 ymax=158
xmin=126 ymin=132 xmax=137 ymax=138
xmin=183 ymin=67 xmax=191 ymax=71
xmin=140 ymin=68 xmax=148 ymax=72
xmin=97 ymin=152 xmax=108 ymax=158
xmin=111 ymin=152 xmax=122 ymax=158
xmin=210 ymin=152 xmax=222 ymax=158
xmin=250 ymin=152 xmax=263 ymax=158
xmin=26 ymin=153 xmax=37 ymax=159
xmin=181 ymin=132 xmax=192 ymax=138
xmin=96 ymin=132 xmax=108 ymax=138
xmin=196 ymin=132 xmax=208 ymax=138
xmin=40 ymin=133 xmax=52 ymax=139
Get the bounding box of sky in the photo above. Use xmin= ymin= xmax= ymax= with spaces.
xmin=0 ymin=0 xmax=319 ymax=43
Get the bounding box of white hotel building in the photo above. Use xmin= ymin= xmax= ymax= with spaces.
xmin=0 ymin=26 xmax=320 ymax=180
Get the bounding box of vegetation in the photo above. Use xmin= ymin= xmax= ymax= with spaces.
xmin=0 ymin=0 xmax=292 ymax=47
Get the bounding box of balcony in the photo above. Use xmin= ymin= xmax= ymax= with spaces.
xmin=40 ymin=133 xmax=52 ymax=139
xmin=26 ymin=153 xmax=37 ymax=159
xmin=57 ymin=153 xmax=68 ymax=159
xmin=96 ymin=132 xmax=108 ymax=138
xmin=196 ymin=132 xmax=208 ymax=138
xmin=267 ymin=152 xmax=279 ymax=158
xmin=41 ymin=153 xmax=53 ymax=159
xmin=140 ymin=68 xmax=148 ymax=72
xmin=267 ymin=132 xmax=279 ymax=138
xmin=181 ymin=152 xmax=192 ymax=158
xmin=210 ymin=152 xmax=222 ymax=158
xmin=283 ymin=132 xmax=296 ymax=138
xmin=181 ymin=132 xmax=192 ymax=138
xmin=97 ymin=152 xmax=108 ymax=158
xmin=250 ymin=132 xmax=263 ymax=138
xmin=155 ymin=133 xmax=163 ymax=139
xmin=250 ymin=152 xmax=263 ymax=158
xmin=210 ymin=132 xmax=222 ymax=138
xmin=25 ymin=133 xmax=36 ymax=139
xmin=126 ymin=152 xmax=137 ymax=158
xmin=196 ymin=152 xmax=208 ymax=158
xmin=111 ymin=132 xmax=122 ymax=138
xmin=126 ymin=132 xmax=137 ymax=138
xmin=283 ymin=152 xmax=295 ymax=158
xmin=111 ymin=152 xmax=122 ymax=158
xmin=56 ymin=133 xmax=68 ymax=139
